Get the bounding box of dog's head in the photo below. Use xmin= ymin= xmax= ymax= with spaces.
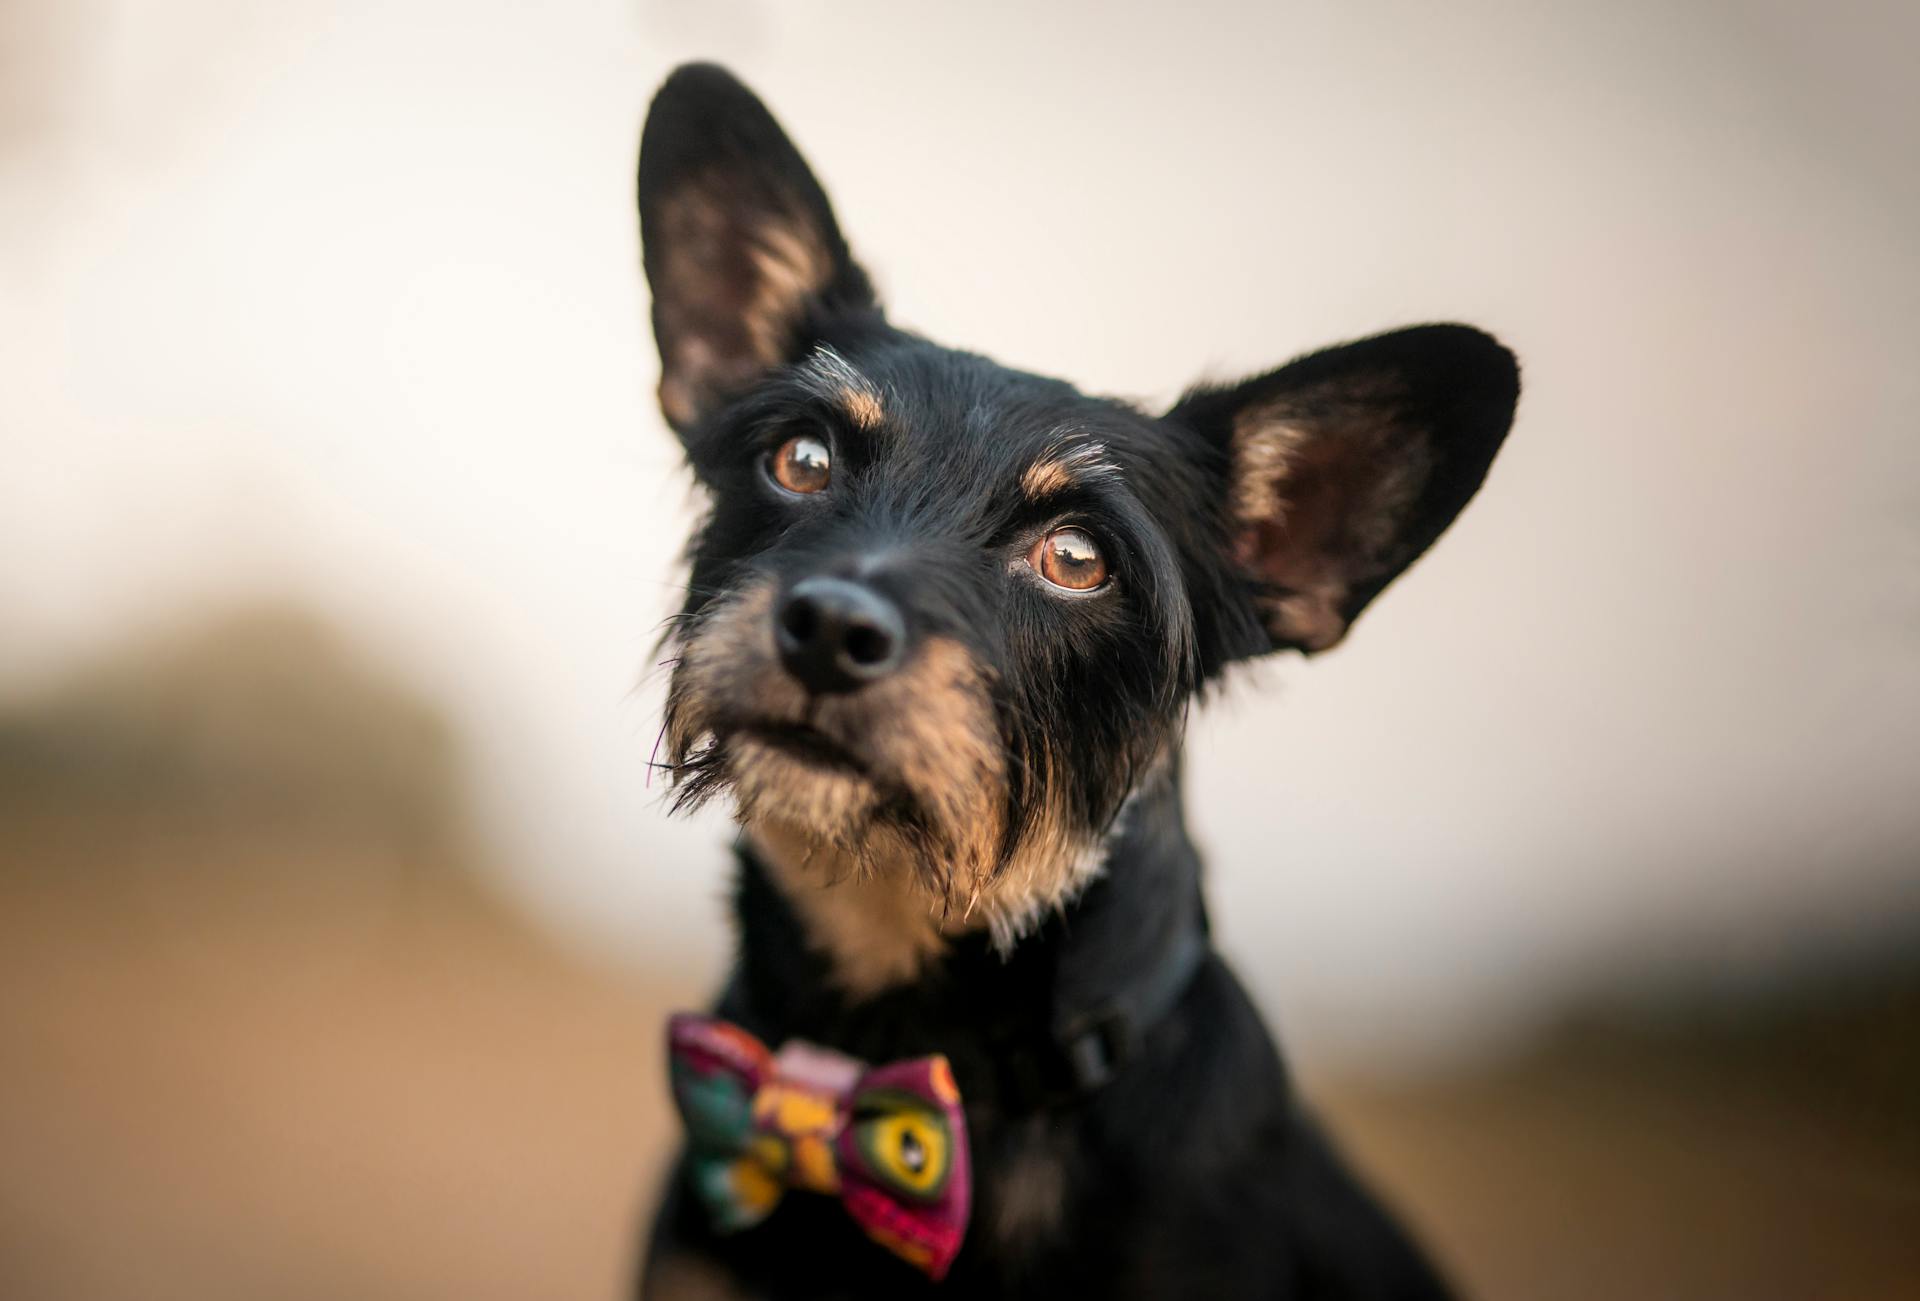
xmin=640 ymin=65 xmax=1518 ymax=943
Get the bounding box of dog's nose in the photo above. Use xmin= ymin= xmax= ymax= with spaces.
xmin=774 ymin=577 xmax=907 ymax=694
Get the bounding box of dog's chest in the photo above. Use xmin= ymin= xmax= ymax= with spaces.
xmin=977 ymin=1116 xmax=1073 ymax=1256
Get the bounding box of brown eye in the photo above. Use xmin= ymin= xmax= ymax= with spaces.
xmin=769 ymin=435 xmax=831 ymax=494
xmin=1029 ymin=526 xmax=1108 ymax=592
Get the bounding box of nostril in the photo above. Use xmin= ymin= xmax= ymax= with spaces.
xmin=842 ymin=621 xmax=894 ymax=667
xmin=779 ymin=597 xmax=819 ymax=646
xmin=775 ymin=576 xmax=907 ymax=693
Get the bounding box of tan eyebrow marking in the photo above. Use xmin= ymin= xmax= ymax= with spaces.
xmin=1021 ymin=459 xmax=1076 ymax=498
xmin=1020 ymin=436 xmax=1117 ymax=500
xmin=796 ymin=345 xmax=885 ymax=431
xmin=840 ymin=386 xmax=884 ymax=431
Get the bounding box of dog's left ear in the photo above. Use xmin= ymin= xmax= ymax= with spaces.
xmin=1168 ymin=323 xmax=1519 ymax=655
xmin=638 ymin=63 xmax=878 ymax=433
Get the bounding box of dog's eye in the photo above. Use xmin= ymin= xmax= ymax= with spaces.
xmin=1028 ymin=526 xmax=1108 ymax=592
xmin=767 ymin=435 xmax=831 ymax=494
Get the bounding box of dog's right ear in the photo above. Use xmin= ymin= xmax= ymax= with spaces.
xmin=638 ymin=64 xmax=878 ymax=434
xmin=1168 ymin=324 xmax=1519 ymax=656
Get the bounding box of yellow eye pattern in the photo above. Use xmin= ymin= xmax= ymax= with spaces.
xmin=769 ymin=434 xmax=831 ymax=494
xmin=1029 ymin=525 xmax=1108 ymax=592
xmin=852 ymin=1102 xmax=951 ymax=1200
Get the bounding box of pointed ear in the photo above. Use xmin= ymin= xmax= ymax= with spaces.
xmin=638 ymin=64 xmax=879 ymax=432
xmin=1168 ymin=324 xmax=1519 ymax=655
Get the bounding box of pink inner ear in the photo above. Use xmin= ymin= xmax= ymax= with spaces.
xmin=1254 ymin=442 xmax=1348 ymax=579
xmin=650 ymin=180 xmax=835 ymax=428
xmin=1234 ymin=435 xmax=1372 ymax=652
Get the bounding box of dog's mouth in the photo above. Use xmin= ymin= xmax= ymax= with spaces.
xmin=735 ymin=719 xmax=869 ymax=776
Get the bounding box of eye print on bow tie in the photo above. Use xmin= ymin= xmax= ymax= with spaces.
xmin=665 ymin=1014 xmax=973 ymax=1279
xmin=850 ymin=1091 xmax=953 ymax=1199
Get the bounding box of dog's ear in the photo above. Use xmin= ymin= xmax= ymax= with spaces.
xmin=638 ymin=64 xmax=878 ymax=432
xmin=1169 ymin=324 xmax=1519 ymax=655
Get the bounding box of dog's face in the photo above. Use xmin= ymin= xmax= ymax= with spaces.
xmin=640 ymin=65 xmax=1518 ymax=942
xmin=658 ymin=332 xmax=1217 ymax=940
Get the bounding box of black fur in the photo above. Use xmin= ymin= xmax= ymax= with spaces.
xmin=634 ymin=63 xmax=1518 ymax=1299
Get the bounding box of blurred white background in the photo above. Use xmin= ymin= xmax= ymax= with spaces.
xmin=3 ymin=0 xmax=1916 ymax=1068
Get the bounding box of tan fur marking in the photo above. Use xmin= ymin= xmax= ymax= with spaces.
xmin=840 ymin=385 xmax=884 ymax=430
xmin=1227 ymin=386 xmax=1432 ymax=651
xmin=1021 ymin=459 xmax=1076 ymax=499
xmin=969 ymin=743 xmax=1106 ymax=950
xmin=749 ymin=821 xmax=949 ymax=997
xmin=658 ymin=372 xmax=700 ymax=431
xmin=796 ymin=347 xmax=887 ymax=433
xmin=881 ymin=638 xmax=1007 ymax=894
xmin=651 ymin=182 xmax=833 ymax=425
xmin=744 ymin=218 xmax=831 ymax=368
xmin=1021 ymin=436 xmax=1117 ymax=502
xmin=1227 ymin=407 xmax=1313 ymax=526
xmin=991 ymin=1122 xmax=1068 ymax=1250
xmin=729 ymin=734 xmax=880 ymax=835
xmin=665 ymin=589 xmax=1111 ymax=984
xmin=1272 ymin=590 xmax=1347 ymax=653
xmin=662 ymin=581 xmax=787 ymax=770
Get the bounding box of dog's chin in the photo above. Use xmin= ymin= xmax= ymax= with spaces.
xmin=724 ymin=730 xmax=886 ymax=847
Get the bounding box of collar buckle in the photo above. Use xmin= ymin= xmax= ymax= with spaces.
xmin=1060 ymin=1009 xmax=1135 ymax=1094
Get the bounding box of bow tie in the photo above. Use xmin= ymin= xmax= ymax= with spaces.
xmin=667 ymin=1014 xmax=972 ymax=1280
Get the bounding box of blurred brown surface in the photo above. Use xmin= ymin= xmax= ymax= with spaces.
xmin=1321 ymin=1003 xmax=1920 ymax=1301
xmin=1 ymin=611 xmax=1915 ymax=1299
xmin=0 ymin=612 xmax=698 ymax=1300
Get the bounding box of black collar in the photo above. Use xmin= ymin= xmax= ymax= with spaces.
xmin=986 ymin=879 xmax=1208 ymax=1109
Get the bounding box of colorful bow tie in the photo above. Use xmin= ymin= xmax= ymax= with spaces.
xmin=667 ymin=1014 xmax=972 ymax=1280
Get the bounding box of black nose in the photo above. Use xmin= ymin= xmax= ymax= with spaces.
xmin=774 ymin=577 xmax=907 ymax=694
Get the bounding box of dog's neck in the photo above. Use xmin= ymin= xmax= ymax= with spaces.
xmin=725 ymin=773 xmax=1209 ymax=1110
xmin=744 ymin=820 xmax=954 ymax=998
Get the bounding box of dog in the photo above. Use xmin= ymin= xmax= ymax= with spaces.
xmin=635 ymin=63 xmax=1517 ymax=1300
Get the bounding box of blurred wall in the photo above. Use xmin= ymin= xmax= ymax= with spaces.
xmin=2 ymin=0 xmax=1916 ymax=1067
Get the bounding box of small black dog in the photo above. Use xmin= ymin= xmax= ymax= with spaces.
xmin=636 ymin=63 xmax=1517 ymax=1300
